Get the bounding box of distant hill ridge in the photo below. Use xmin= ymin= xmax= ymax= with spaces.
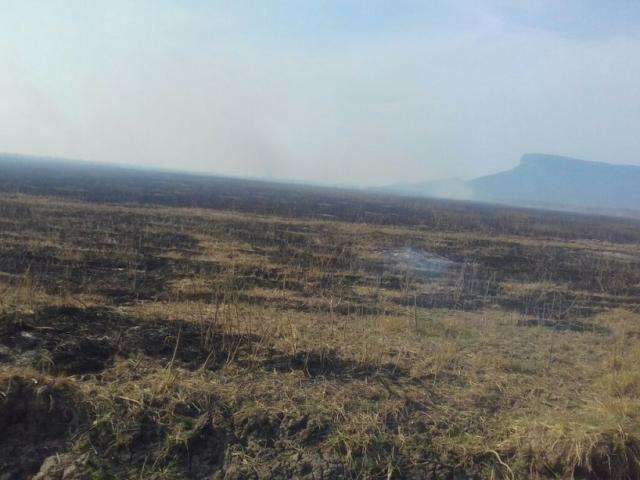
xmin=2 ymin=152 xmax=640 ymax=217
xmin=378 ymin=154 xmax=640 ymax=215
xmin=470 ymin=154 xmax=640 ymax=211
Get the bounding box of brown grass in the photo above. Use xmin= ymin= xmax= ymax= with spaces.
xmin=1 ymin=192 xmax=639 ymax=479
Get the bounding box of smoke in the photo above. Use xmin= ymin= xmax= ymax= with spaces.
xmin=1 ymin=1 xmax=640 ymax=185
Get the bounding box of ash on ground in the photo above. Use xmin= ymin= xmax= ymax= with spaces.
xmin=384 ymin=247 xmax=456 ymax=279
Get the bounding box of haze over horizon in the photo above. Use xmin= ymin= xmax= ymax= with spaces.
xmin=3 ymin=1 xmax=640 ymax=186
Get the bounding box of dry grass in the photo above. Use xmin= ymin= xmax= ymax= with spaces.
xmin=1 ymin=192 xmax=640 ymax=479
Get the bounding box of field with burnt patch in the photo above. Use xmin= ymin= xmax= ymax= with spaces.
xmin=1 ymin=163 xmax=640 ymax=479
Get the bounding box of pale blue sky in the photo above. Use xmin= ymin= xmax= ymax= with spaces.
xmin=2 ymin=1 xmax=640 ymax=184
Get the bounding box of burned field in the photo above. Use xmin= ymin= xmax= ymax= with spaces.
xmin=1 ymin=167 xmax=640 ymax=479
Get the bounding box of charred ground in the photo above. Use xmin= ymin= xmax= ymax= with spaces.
xmin=1 ymin=159 xmax=639 ymax=479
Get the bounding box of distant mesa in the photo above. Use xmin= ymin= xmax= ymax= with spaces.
xmin=470 ymin=154 xmax=640 ymax=211
xmin=379 ymin=154 xmax=640 ymax=216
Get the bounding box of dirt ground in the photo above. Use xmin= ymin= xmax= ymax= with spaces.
xmin=1 ymin=190 xmax=639 ymax=479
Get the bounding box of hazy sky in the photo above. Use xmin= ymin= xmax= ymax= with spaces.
xmin=3 ymin=1 xmax=640 ymax=185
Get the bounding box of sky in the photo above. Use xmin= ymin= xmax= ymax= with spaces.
xmin=2 ymin=1 xmax=640 ymax=185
